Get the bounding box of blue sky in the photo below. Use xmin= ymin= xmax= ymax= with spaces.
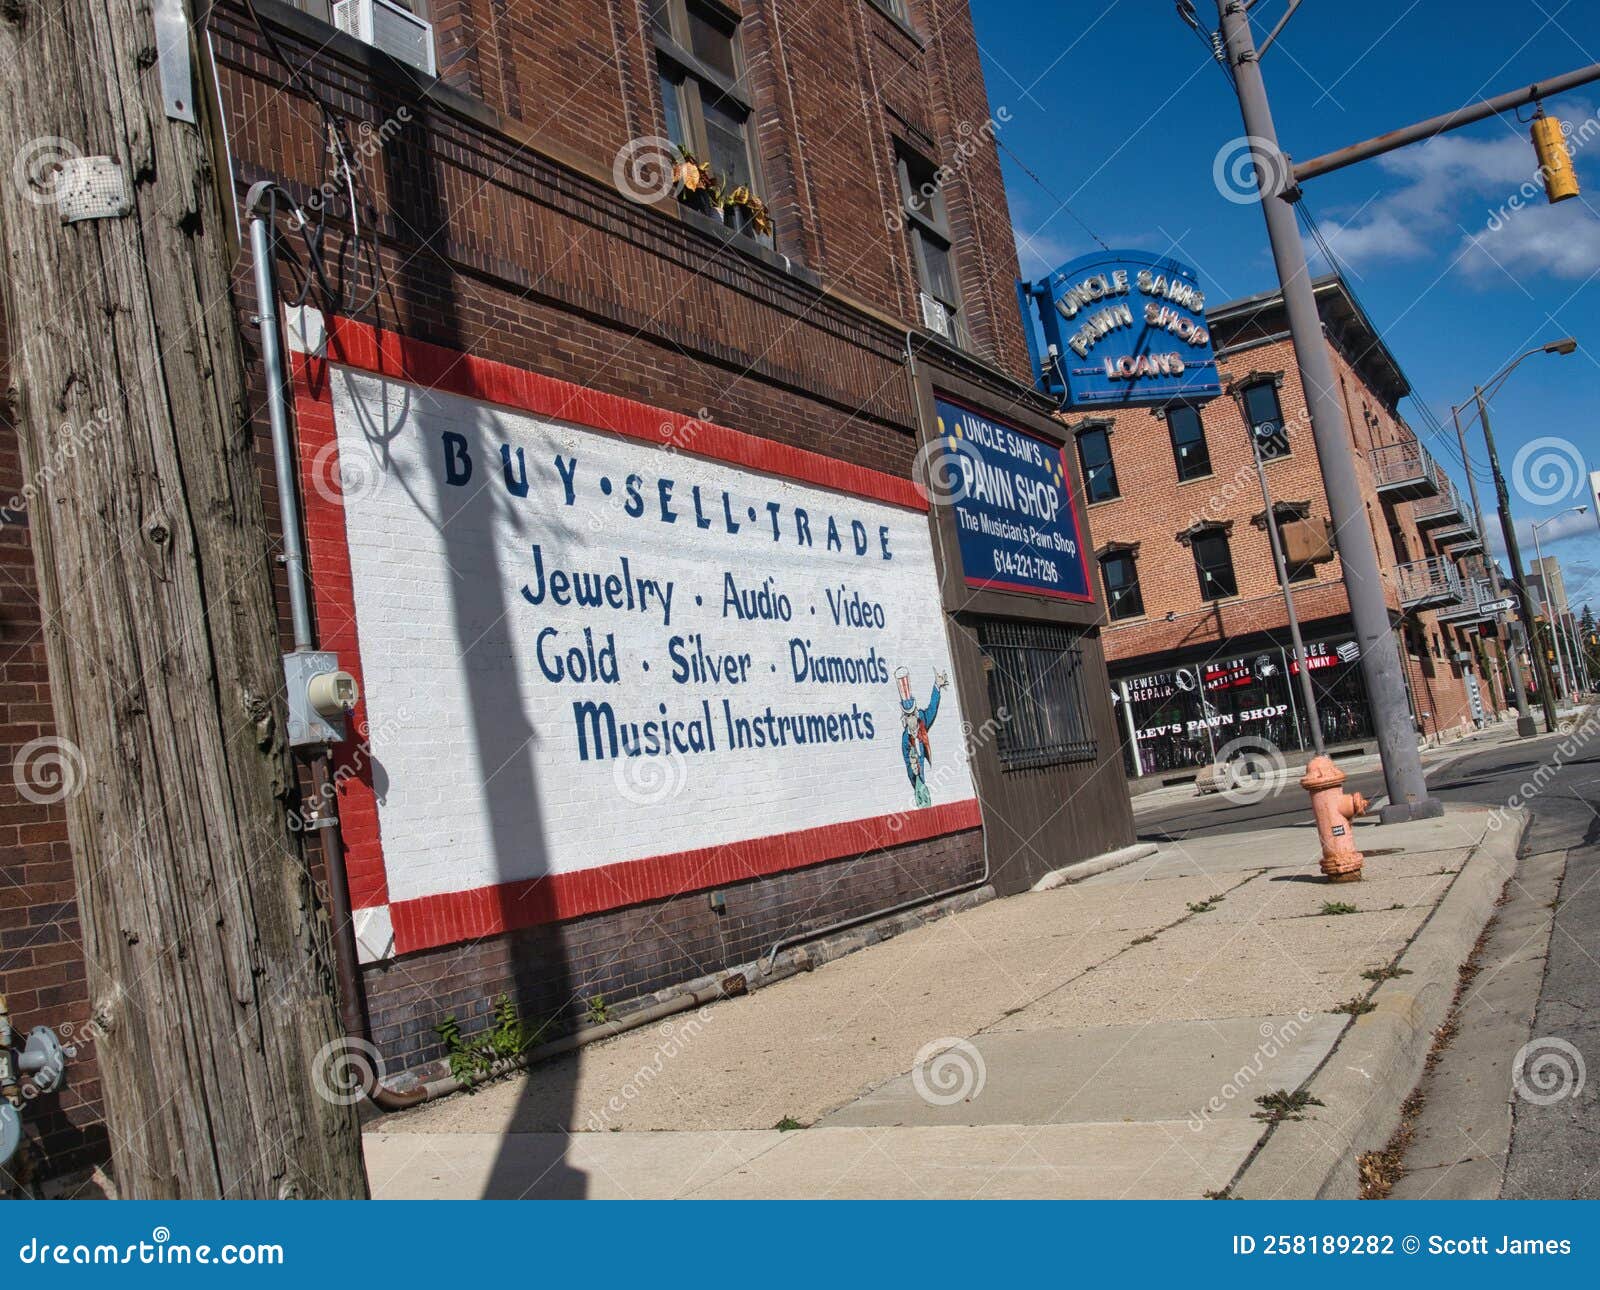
xmin=971 ymin=0 xmax=1600 ymax=617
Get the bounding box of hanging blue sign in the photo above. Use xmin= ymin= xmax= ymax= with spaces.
xmin=934 ymin=395 xmax=1091 ymax=603
xmin=1017 ymin=250 xmax=1221 ymax=409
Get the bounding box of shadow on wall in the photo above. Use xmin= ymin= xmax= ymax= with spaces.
xmin=368 ymin=82 xmax=585 ymax=1199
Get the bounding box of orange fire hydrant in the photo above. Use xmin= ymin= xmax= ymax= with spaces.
xmin=1301 ymin=755 xmax=1369 ymax=882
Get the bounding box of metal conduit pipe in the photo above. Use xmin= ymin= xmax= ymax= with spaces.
xmin=246 ymin=183 xmax=424 ymax=1112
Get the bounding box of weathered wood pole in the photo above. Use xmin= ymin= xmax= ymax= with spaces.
xmin=0 ymin=0 xmax=368 ymax=1197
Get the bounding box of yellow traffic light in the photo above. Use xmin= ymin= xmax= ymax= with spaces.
xmin=1532 ymin=112 xmax=1579 ymax=203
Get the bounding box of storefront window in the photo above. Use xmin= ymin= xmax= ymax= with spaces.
xmin=1115 ymin=637 xmax=1374 ymax=776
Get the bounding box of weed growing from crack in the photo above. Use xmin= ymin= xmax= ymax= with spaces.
xmin=1252 ymin=1089 xmax=1325 ymax=1123
xmin=1320 ymin=901 xmax=1359 ymax=916
xmin=1332 ymin=996 xmax=1377 ymax=1017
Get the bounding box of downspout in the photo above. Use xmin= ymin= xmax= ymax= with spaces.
xmin=765 ymin=331 xmax=995 ymax=969
xmin=246 ymin=183 xmax=423 ymax=1112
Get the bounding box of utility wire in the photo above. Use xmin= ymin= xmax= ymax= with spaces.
xmin=994 ymin=134 xmax=1112 ymax=254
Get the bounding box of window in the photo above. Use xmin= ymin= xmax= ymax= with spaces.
xmin=1191 ymin=528 xmax=1237 ymax=600
xmin=303 ymin=0 xmax=436 ymax=75
xmin=1100 ymin=551 xmax=1144 ymax=620
xmin=651 ymin=0 xmax=766 ymax=240
xmin=1243 ymin=380 xmax=1289 ymax=459
xmin=896 ymin=144 xmax=963 ymax=346
xmin=870 ymin=0 xmax=911 ymax=22
xmin=1166 ymin=405 xmax=1211 ymax=481
xmin=1075 ymin=424 xmax=1118 ymax=502
xmin=975 ymin=619 xmax=1098 ymax=770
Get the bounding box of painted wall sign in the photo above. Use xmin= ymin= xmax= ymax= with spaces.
xmin=934 ymin=395 xmax=1091 ymax=602
xmin=302 ymin=335 xmax=978 ymax=956
xmin=1017 ymin=250 xmax=1221 ymax=409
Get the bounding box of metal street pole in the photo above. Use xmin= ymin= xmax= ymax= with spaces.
xmin=1531 ymin=524 xmax=1573 ymax=702
xmin=1452 ymin=403 xmax=1533 ymax=731
xmin=1568 ymin=614 xmax=1593 ymax=690
xmin=1215 ymin=0 xmax=1439 ymax=821
xmin=1250 ymin=423 xmax=1325 ymax=755
xmin=1478 ymin=386 xmax=1560 ymax=731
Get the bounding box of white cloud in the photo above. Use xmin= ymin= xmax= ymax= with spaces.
xmin=1460 ymin=198 xmax=1600 ymax=281
xmin=1314 ymin=100 xmax=1600 ymax=281
xmin=1012 ymin=222 xmax=1082 ymax=279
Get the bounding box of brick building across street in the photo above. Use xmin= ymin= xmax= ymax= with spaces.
xmin=0 ymin=0 xmax=1137 ymax=1180
xmin=1077 ymin=275 xmax=1511 ymax=783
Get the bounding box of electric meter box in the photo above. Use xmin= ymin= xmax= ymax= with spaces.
xmin=284 ymin=651 xmax=359 ymax=746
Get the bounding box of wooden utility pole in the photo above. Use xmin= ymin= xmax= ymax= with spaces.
xmin=0 ymin=1 xmax=368 ymax=1196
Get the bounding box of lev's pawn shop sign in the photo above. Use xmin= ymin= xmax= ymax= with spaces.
xmin=1017 ymin=250 xmax=1221 ymax=408
xmin=934 ymin=396 xmax=1091 ymax=602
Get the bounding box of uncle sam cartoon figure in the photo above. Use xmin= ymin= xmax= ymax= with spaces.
xmin=895 ymin=666 xmax=949 ymax=808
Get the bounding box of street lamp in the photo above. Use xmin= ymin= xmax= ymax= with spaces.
xmin=1450 ymin=338 xmax=1577 ymax=736
xmin=1530 ymin=507 xmax=1588 ymax=708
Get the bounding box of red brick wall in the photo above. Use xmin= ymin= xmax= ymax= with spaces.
xmin=0 ymin=314 xmax=109 ymax=1179
xmin=1089 ymin=330 xmax=1479 ymax=737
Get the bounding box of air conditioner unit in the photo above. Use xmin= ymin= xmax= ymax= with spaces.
xmin=919 ymin=292 xmax=953 ymax=341
xmin=333 ymin=0 xmax=437 ymax=77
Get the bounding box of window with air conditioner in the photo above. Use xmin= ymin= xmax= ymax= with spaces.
xmin=329 ymin=0 xmax=437 ymax=76
xmin=896 ymin=143 xmax=963 ymax=347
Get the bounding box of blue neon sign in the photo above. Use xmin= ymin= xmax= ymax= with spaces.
xmin=1017 ymin=250 xmax=1221 ymax=409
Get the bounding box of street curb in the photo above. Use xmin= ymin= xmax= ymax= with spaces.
xmin=1230 ymin=806 xmax=1530 ymax=1199
xmin=1030 ymin=842 xmax=1158 ymax=891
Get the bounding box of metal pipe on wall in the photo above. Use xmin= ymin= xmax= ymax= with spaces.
xmin=247 ymin=185 xmax=423 ymax=1111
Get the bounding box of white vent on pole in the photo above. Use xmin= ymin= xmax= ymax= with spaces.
xmin=332 ymin=0 xmax=437 ymax=77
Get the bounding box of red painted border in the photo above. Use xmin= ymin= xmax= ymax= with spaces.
xmin=288 ymin=316 xmax=980 ymax=957
xmin=318 ymin=314 xmax=929 ymax=512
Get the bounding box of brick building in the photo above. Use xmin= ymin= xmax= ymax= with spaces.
xmin=1 ymin=0 xmax=1135 ymax=1178
xmin=1074 ymin=275 xmax=1508 ymax=782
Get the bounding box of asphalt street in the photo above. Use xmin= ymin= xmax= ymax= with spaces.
xmin=1131 ymin=720 xmax=1600 ymax=1198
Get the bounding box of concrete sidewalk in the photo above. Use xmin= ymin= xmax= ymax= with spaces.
xmin=363 ymin=804 xmax=1521 ymax=1200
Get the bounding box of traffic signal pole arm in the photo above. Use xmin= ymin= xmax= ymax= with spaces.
xmin=1293 ymin=62 xmax=1600 ymax=184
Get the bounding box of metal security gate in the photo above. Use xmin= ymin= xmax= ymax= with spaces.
xmin=974 ymin=618 xmax=1099 ymax=770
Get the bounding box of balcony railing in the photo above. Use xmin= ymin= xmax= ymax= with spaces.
xmin=1370 ymin=440 xmax=1444 ymax=500
xmin=1437 ymin=576 xmax=1500 ymax=623
xmin=1413 ymin=477 xmax=1465 ymax=529
xmin=1396 ymin=556 xmax=1466 ymax=610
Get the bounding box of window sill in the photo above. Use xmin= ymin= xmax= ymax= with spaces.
xmin=1175 ymin=472 xmax=1217 ymax=486
xmin=1087 ymin=495 xmax=1122 ymax=508
xmin=863 ymin=0 xmax=927 ymax=48
xmin=676 ymin=205 xmax=820 ymax=287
